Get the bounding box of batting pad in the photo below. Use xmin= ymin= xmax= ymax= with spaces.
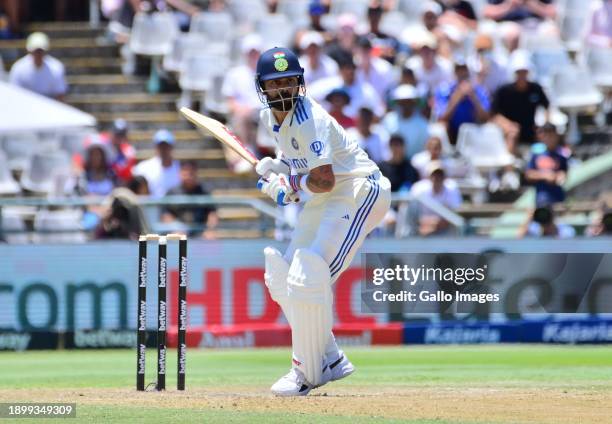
xmin=264 ymin=246 xmax=292 ymax=325
xmin=287 ymin=249 xmax=332 ymax=386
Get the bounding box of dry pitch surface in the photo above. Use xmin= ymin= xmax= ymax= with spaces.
xmin=1 ymin=346 xmax=611 ymax=423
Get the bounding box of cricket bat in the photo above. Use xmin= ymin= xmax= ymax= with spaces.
xmin=179 ymin=107 xmax=259 ymax=166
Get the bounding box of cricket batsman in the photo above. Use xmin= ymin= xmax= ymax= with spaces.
xmin=254 ymin=47 xmax=391 ymax=396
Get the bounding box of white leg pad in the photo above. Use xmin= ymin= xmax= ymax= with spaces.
xmin=264 ymin=247 xmax=291 ymax=325
xmin=287 ymin=248 xmax=333 ymax=386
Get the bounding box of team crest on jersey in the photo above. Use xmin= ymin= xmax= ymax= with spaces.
xmin=291 ymin=137 xmax=299 ymax=150
xmin=309 ymin=140 xmax=324 ymax=157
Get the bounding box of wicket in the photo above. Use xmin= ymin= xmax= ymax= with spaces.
xmin=136 ymin=233 xmax=188 ymax=391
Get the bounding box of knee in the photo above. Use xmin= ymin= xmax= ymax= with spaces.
xmin=287 ymin=249 xmax=331 ymax=304
xmin=264 ymin=246 xmax=289 ymax=302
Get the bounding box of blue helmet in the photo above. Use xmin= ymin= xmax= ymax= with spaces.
xmin=255 ymin=47 xmax=305 ymax=110
xmin=255 ymin=47 xmax=304 ymax=88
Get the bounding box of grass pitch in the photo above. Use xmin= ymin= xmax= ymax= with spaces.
xmin=1 ymin=345 xmax=611 ymax=423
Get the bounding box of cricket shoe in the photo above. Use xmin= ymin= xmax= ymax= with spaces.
xmin=319 ymin=351 xmax=355 ymax=386
xmin=270 ymin=367 xmax=314 ymax=397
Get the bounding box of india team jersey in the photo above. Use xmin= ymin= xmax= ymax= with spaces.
xmin=260 ymin=95 xmax=378 ymax=179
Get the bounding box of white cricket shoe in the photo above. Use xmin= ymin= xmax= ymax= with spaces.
xmin=270 ymin=367 xmax=313 ymax=397
xmin=320 ymin=351 xmax=355 ymax=385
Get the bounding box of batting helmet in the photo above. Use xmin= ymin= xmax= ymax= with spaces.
xmin=255 ymin=47 xmax=304 ymax=88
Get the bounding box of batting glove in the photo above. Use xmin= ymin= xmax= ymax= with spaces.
xmin=257 ymin=172 xmax=299 ymax=206
xmin=255 ymin=157 xmax=291 ymax=178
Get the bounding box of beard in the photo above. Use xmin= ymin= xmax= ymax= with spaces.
xmin=268 ymin=96 xmax=296 ymax=112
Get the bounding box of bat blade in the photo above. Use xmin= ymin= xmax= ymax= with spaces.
xmin=180 ymin=107 xmax=259 ymax=166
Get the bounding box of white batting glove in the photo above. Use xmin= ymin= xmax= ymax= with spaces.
xmin=257 ymin=172 xmax=299 ymax=206
xmin=255 ymin=157 xmax=291 ymax=178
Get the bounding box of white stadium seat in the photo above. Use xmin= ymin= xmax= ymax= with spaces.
xmin=1 ymin=133 xmax=38 ymax=171
xmin=256 ymin=14 xmax=295 ymax=50
xmin=33 ymin=209 xmax=87 ymax=244
xmin=163 ymin=33 xmax=208 ymax=73
xmin=456 ymin=123 xmax=514 ymax=170
xmin=0 ymin=151 xmax=20 ymax=196
xmin=179 ymin=53 xmax=230 ymax=92
xmin=330 ymin=0 xmax=370 ymax=18
xmin=130 ymin=12 xmax=179 ymax=56
xmin=190 ymin=12 xmax=234 ymax=43
xmin=0 ymin=208 xmax=29 ymax=243
xmin=587 ymin=47 xmax=612 ymax=89
xmin=20 ymin=151 xmax=72 ymax=195
xmin=277 ymin=0 xmax=310 ymax=23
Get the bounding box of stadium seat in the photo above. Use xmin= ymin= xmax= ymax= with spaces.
xmin=0 ymin=151 xmax=20 ymax=196
xmin=559 ymin=14 xmax=588 ymax=51
xmin=277 ymin=0 xmax=310 ymax=24
xmin=380 ymin=11 xmax=408 ymax=38
xmin=1 ymin=133 xmax=38 ymax=171
xmin=330 ymin=0 xmax=370 ymax=18
xmin=20 ymin=151 xmax=72 ymax=195
xmin=551 ymin=65 xmax=603 ymax=144
xmin=531 ymin=47 xmax=571 ymax=89
xmin=456 ymin=123 xmax=514 ymax=170
xmin=256 ymin=14 xmax=295 ymax=49
xmin=163 ymin=33 xmax=208 ymax=73
xmin=0 ymin=208 xmax=28 ymax=243
xmin=129 ymin=12 xmax=179 ymax=56
xmin=60 ymin=131 xmax=92 ymax=155
xmin=587 ymin=47 xmax=612 ymax=89
xmin=189 ymin=12 xmax=234 ymax=43
xmin=179 ymin=53 xmax=230 ymax=93
xmin=227 ymin=0 xmax=267 ymax=26
xmin=32 ymin=209 xmax=87 ymax=244
xmin=397 ymin=0 xmax=426 ymax=21
xmin=204 ymin=75 xmax=230 ymax=115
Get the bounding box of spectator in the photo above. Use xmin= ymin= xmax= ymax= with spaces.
xmin=525 ymin=123 xmax=568 ymax=206
xmin=483 ymin=0 xmax=556 ymax=23
xmin=355 ymin=35 xmax=397 ymax=102
xmin=162 ymin=161 xmax=219 ymax=239
xmin=295 ymin=1 xmax=331 ymax=40
xmin=519 ymin=205 xmax=575 ymax=238
xmin=76 ymin=140 xmax=117 ymax=196
xmin=9 ymin=32 xmax=67 ymax=100
xmin=94 ymin=187 xmax=149 ymax=240
xmin=106 ymin=119 xmax=137 ymax=183
xmin=404 ymin=32 xmax=453 ymax=99
xmin=469 ymin=33 xmax=509 ymax=96
xmin=410 ymin=160 xmax=462 ymax=236
xmin=127 ymin=175 xmax=150 ymax=196
xmin=325 ymin=87 xmax=356 ymax=129
xmin=411 ymin=135 xmax=451 ymax=179
xmin=310 ymin=53 xmax=385 ymax=119
xmin=326 ymin=13 xmax=359 ymax=64
xmin=298 ymin=31 xmax=338 ymax=85
xmin=383 ymin=84 xmax=430 ymax=159
xmin=587 ymin=197 xmax=612 ymax=237
xmin=347 ymin=107 xmax=389 ymax=164
xmin=439 ymin=0 xmax=479 ymax=32
xmin=586 ymin=0 xmax=612 ymax=48
xmin=378 ymin=134 xmax=419 ymax=192
xmin=364 ymin=1 xmax=400 ymax=64
xmin=491 ymin=51 xmax=549 ymax=152
xmin=433 ymin=57 xmax=490 ymax=144
xmin=222 ymin=34 xmax=267 ymax=165
xmin=133 ymin=129 xmax=180 ymax=198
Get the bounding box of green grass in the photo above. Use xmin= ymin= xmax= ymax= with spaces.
xmin=1 ymin=346 xmax=611 ymax=423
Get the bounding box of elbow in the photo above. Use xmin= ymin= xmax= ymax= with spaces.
xmin=308 ymin=165 xmax=335 ymax=193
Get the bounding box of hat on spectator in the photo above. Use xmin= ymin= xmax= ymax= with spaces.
xmin=509 ymin=50 xmax=532 ymax=73
xmin=309 ymin=1 xmax=325 ymax=16
xmin=414 ymin=31 xmax=438 ymax=50
xmin=241 ymin=34 xmax=263 ymax=54
xmin=392 ymin=84 xmax=419 ymax=101
xmin=337 ymin=13 xmax=357 ymax=30
xmin=26 ymin=32 xmax=50 ymax=52
xmin=113 ymin=119 xmax=128 ymax=135
xmin=325 ymin=87 xmax=351 ymax=104
xmin=474 ymin=34 xmax=494 ymax=50
xmin=421 ymin=1 xmax=442 ymax=16
xmin=300 ymin=31 xmax=325 ymax=50
xmin=153 ymin=129 xmax=175 ymax=145
xmin=427 ymin=160 xmax=446 ymax=176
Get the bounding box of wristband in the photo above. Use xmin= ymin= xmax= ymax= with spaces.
xmin=299 ymin=174 xmax=314 ymax=195
xmin=288 ymin=174 xmax=314 ymax=195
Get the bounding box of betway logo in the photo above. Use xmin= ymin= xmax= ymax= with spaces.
xmin=159 ymin=257 xmax=167 ymax=287
xmin=178 ymin=344 xmax=186 ymax=374
xmin=201 ymin=331 xmax=255 ymax=348
xmin=74 ymin=330 xmax=135 ymax=348
xmin=138 ymin=344 xmax=146 ymax=373
xmin=0 ymin=332 xmax=31 ymax=351
xmin=335 ymin=331 xmax=372 ymax=346
xmin=139 ymin=258 xmax=147 ymax=287
xmin=179 ymin=300 xmax=187 ymax=331
xmin=158 ymin=301 xmax=166 ymax=331
xmin=138 ymin=300 xmax=146 ymax=331
xmin=424 ymin=326 xmax=500 ymax=344
xmin=543 ymin=322 xmax=612 ymax=343
xmin=180 ymin=257 xmax=188 ymax=287
xmin=158 ymin=348 xmax=166 ymax=374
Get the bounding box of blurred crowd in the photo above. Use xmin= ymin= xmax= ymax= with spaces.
xmin=1 ymin=0 xmax=611 ymax=240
